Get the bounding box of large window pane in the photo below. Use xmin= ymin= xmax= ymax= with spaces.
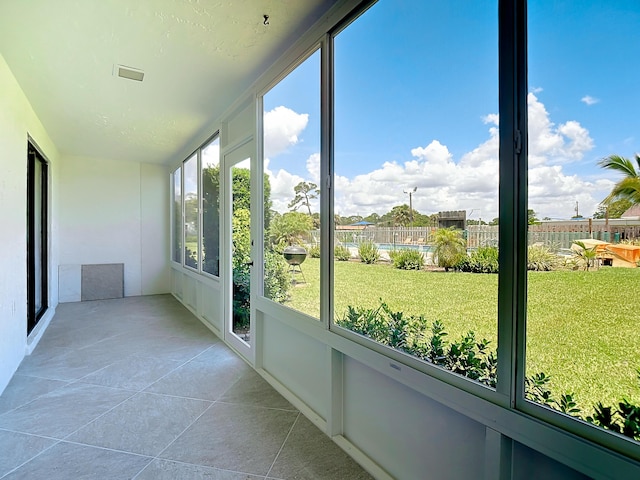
xmin=202 ymin=137 xmax=221 ymax=276
xmin=263 ymin=51 xmax=321 ymax=318
xmin=527 ymin=1 xmax=640 ymax=440
xmin=183 ymin=153 xmax=199 ymax=269
xmin=27 ymin=145 xmax=48 ymax=334
xmin=333 ymin=1 xmax=499 ymax=387
xmin=172 ymin=166 xmax=182 ymax=263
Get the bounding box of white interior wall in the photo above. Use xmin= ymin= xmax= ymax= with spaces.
xmin=0 ymin=53 xmax=59 ymax=394
xmin=140 ymin=163 xmax=170 ymax=295
xmin=58 ymin=156 xmax=169 ymax=299
xmin=261 ymin=315 xmax=328 ymax=419
xmin=342 ymin=357 xmax=487 ymax=479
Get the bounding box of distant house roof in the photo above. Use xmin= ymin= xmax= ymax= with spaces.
xmin=621 ymin=204 xmax=640 ymax=218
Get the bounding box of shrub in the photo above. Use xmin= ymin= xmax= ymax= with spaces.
xmin=525 ymin=370 xmax=640 ymax=441
xmin=234 ymin=251 xmax=290 ymax=330
xmin=264 ymin=251 xmax=290 ymax=303
xmin=268 ymin=211 xmax=313 ymax=247
xmin=392 ymin=248 xmax=424 ymax=270
xmin=358 ymin=241 xmax=380 ymax=264
xmin=456 ymin=246 xmax=498 ymax=273
xmin=308 ymin=245 xmax=320 ymax=258
xmin=527 ymin=244 xmax=559 ymax=271
xmin=431 ymin=227 xmax=467 ymax=271
xmin=185 ymin=247 xmax=198 ymax=269
xmin=334 ymin=244 xmax=351 ymax=261
xmin=572 ymin=240 xmax=598 ymax=271
xmin=339 ymin=300 xmax=640 ymax=442
xmin=336 ymin=300 xmax=496 ymax=387
xmin=232 ymin=267 xmax=250 ymax=330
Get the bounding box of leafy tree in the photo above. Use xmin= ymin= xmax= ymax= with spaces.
xmin=184 ymin=193 xmax=199 ymax=236
xmin=232 ymin=208 xmax=251 ymax=329
xmin=201 ymin=166 xmax=273 ymax=276
xmin=202 ymin=166 xmax=286 ymax=330
xmin=202 ymin=166 xmax=221 ymax=275
xmin=412 ymin=211 xmax=437 ymax=227
xmin=390 ymin=204 xmax=411 ymax=227
xmin=598 ymin=154 xmax=640 ymax=205
xmin=230 ymin=167 xmax=272 ymax=228
xmin=528 ymin=209 xmax=540 ymax=225
xmin=269 ymin=211 xmax=313 ymax=248
xmin=364 ymin=212 xmax=381 ymax=224
xmin=593 ymin=198 xmax=633 ymax=219
xmin=308 ymin=212 xmax=321 ymax=230
xmin=288 ymin=181 xmax=319 ymax=216
xmin=431 ymin=227 xmax=467 ymax=271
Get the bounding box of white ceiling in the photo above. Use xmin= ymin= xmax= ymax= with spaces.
xmin=0 ymin=0 xmax=336 ymax=165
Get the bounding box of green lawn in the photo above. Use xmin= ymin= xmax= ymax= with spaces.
xmin=286 ymin=258 xmax=640 ymax=411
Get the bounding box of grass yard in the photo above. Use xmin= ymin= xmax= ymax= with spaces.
xmin=286 ymin=258 xmax=640 ymax=412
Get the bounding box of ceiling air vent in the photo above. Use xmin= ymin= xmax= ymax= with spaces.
xmin=115 ymin=64 xmax=144 ymax=82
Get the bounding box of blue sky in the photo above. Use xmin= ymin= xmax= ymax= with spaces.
xmin=263 ymin=0 xmax=640 ymax=221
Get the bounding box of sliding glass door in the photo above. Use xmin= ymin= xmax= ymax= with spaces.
xmin=27 ymin=142 xmax=48 ymax=334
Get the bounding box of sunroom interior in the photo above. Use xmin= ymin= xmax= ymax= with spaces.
xmin=1 ymin=0 xmax=639 ymax=479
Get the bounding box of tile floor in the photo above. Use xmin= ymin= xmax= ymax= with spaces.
xmin=0 ymin=295 xmax=373 ymax=480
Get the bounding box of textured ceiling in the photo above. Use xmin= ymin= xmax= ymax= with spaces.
xmin=0 ymin=0 xmax=336 ymax=165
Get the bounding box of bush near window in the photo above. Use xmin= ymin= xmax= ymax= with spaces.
xmin=337 ymin=300 xmax=497 ymax=387
xmin=308 ymin=245 xmax=320 ymax=258
xmin=334 ymin=244 xmax=351 ymax=261
xmin=527 ymin=244 xmax=560 ymax=271
xmin=269 ymin=211 xmax=313 ymax=248
xmin=358 ymin=241 xmax=380 ymax=264
xmin=527 ymin=371 xmax=640 ymax=442
xmin=456 ymin=245 xmax=499 ymax=273
xmin=431 ymin=227 xmax=467 ymax=271
xmin=234 ymin=207 xmax=290 ymax=327
xmin=392 ymin=248 xmax=424 ymax=270
xmin=339 ymin=299 xmax=640 ymax=442
xmin=185 ymin=247 xmax=198 ymax=269
xmin=264 ymin=251 xmax=290 ymax=303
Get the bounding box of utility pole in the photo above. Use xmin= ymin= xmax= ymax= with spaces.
xmin=403 ymin=187 xmax=417 ymax=228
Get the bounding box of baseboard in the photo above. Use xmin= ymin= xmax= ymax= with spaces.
xmin=25 ymin=305 xmax=56 ymax=355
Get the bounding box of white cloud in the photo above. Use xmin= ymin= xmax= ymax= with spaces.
xmin=581 ymin=95 xmax=600 ymax=106
xmin=263 ymin=95 xmax=607 ymax=220
xmin=262 ymin=106 xmax=321 ymax=213
xmin=263 ymin=106 xmax=308 ymax=158
xmin=306 ymin=153 xmax=321 ymax=185
xmin=265 ymin=152 xmax=322 ymax=214
xmin=264 ymin=156 xmax=304 ymax=213
xmin=483 ymin=113 xmax=499 ymax=126
xmin=527 ymin=93 xmax=594 ymax=165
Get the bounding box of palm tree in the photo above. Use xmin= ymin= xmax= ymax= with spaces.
xmin=572 ymin=241 xmax=598 ymax=271
xmin=431 ymin=227 xmax=467 ymax=271
xmin=391 ymin=204 xmax=411 ymax=227
xmin=598 ymin=154 xmax=640 ymax=205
